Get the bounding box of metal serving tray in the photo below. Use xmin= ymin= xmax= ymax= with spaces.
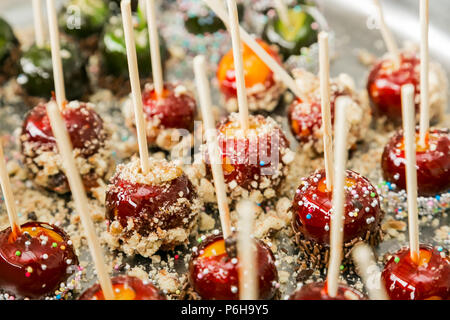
xmin=0 ymin=0 xmax=448 ymax=300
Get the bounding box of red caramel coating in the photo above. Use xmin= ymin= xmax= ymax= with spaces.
xmin=20 ymin=101 xmax=108 ymax=193
xmin=367 ymin=52 xmax=420 ymax=122
xmin=381 ymin=128 xmax=450 ymax=197
xmin=142 ymin=83 xmax=196 ymax=133
xmin=0 ymin=222 xmax=78 ymax=299
xmin=288 ymin=97 xmax=329 ymax=144
xmin=21 ymin=102 xmax=106 ymax=156
xmin=292 ymin=169 xmax=383 ymax=245
xmin=213 ymin=114 xmax=289 ymax=192
xmin=105 ymin=173 xmax=197 ymax=235
xmin=79 ymin=276 xmax=166 ymax=300
xmin=188 ymin=234 xmax=278 ymax=300
xmin=382 ymin=245 xmax=449 ymax=300
xmin=217 ymin=39 xmax=280 ymax=100
xmin=289 ymin=282 xmax=366 ymax=300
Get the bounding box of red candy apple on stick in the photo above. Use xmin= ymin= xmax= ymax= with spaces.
xmin=291 ymin=33 xmax=384 ymax=266
xmin=381 ymin=84 xmax=449 ymax=300
xmin=381 ymin=0 xmax=450 ymax=197
xmin=21 ymin=0 xmax=111 ymax=195
xmin=188 ymin=11 xmax=278 ymax=298
xmin=104 ymin=0 xmax=200 ymax=259
xmin=0 ymin=139 xmax=78 ymax=299
xmin=290 ymin=97 xmax=366 ymax=300
xmin=123 ymin=0 xmax=196 ymax=151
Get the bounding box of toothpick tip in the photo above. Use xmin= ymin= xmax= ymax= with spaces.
xmin=194 ymin=55 xmax=206 ymax=67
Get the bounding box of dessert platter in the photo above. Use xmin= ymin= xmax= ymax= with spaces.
xmin=0 ymin=0 xmax=448 ymax=300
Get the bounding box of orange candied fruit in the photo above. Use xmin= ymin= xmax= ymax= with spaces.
xmin=9 ymin=225 xmax=64 ymax=244
xmin=92 ymin=284 xmax=137 ymax=300
xmin=399 ymin=132 xmax=433 ymax=153
xmin=146 ymin=88 xmax=171 ymax=101
xmin=412 ymin=248 xmax=433 ymax=266
xmin=199 ymin=239 xmax=227 ymax=259
xmin=317 ymin=176 xmax=356 ymax=193
xmin=217 ymin=40 xmax=278 ymax=89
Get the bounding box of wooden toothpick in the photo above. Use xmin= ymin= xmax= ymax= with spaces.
xmin=319 ymin=31 xmax=334 ymax=191
xmin=32 ymin=0 xmax=45 ymax=48
xmin=373 ymin=0 xmax=401 ymax=69
xmin=193 ymin=55 xmax=232 ymax=239
xmin=203 ymin=0 xmax=305 ymax=102
xmin=352 ymin=243 xmax=389 ymax=300
xmin=0 ymin=141 xmax=21 ymax=237
xmin=121 ymin=0 xmax=150 ymax=174
xmin=327 ymin=96 xmax=351 ymax=298
xmin=401 ymin=84 xmax=420 ymax=263
xmin=274 ymin=0 xmax=290 ymax=26
xmin=419 ymin=0 xmax=429 ymax=148
xmin=46 ymin=101 xmax=115 ymax=300
xmin=46 ymin=0 xmax=66 ymax=107
xmin=145 ymin=0 xmax=164 ymax=97
xmin=226 ymin=0 xmax=249 ymax=133
xmin=236 ymin=199 xmax=258 ymax=300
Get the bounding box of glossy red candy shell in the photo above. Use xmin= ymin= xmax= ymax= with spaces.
xmin=0 ymin=222 xmax=78 ymax=299
xmin=189 ymin=234 xmax=278 ymax=300
xmin=79 ymin=276 xmax=166 ymax=300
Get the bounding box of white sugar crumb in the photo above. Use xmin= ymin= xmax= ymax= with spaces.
xmin=157 ymin=270 xmax=181 ymax=294
xmin=128 ymin=266 xmax=150 ymax=281
xmin=290 ymin=68 xmax=371 ymax=154
xmin=114 ymin=157 xmax=183 ymax=185
xmin=278 ymin=271 xmax=290 ymax=284
xmin=199 ymin=212 xmax=215 ymax=231
xmin=224 ymin=75 xmax=285 ymax=113
xmin=276 ymin=197 xmax=292 ymax=222
xmin=254 ymin=214 xmax=285 ymax=239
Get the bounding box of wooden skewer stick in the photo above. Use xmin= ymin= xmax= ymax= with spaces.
xmin=46 ymin=0 xmax=66 ymax=107
xmin=419 ymin=0 xmax=429 ymax=148
xmin=236 ymin=199 xmax=258 ymax=300
xmin=274 ymin=0 xmax=290 ymax=26
xmin=121 ymin=0 xmax=150 ymax=174
xmin=327 ymin=96 xmax=351 ymax=298
xmin=352 ymin=243 xmax=389 ymax=300
xmin=193 ymin=55 xmax=232 ymax=239
xmin=318 ymin=31 xmax=334 ymax=191
xmin=401 ymin=84 xmax=420 ymax=263
xmin=203 ymin=0 xmax=305 ymax=102
xmin=373 ymin=0 xmax=401 ymax=69
xmin=46 ymin=101 xmax=114 ymax=300
xmin=0 ymin=141 xmax=21 ymax=237
xmin=32 ymin=0 xmax=45 ymax=47
xmin=145 ymin=0 xmax=164 ymax=97
xmin=226 ymin=0 xmax=249 ymax=133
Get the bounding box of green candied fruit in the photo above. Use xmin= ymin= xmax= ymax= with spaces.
xmin=59 ymin=0 xmax=110 ymax=39
xmin=100 ymin=14 xmax=169 ymax=78
xmin=17 ymin=42 xmax=88 ymax=100
xmin=262 ymin=6 xmax=318 ymax=60
xmin=0 ymin=16 xmax=19 ymax=64
xmin=183 ymin=2 xmax=244 ymax=35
